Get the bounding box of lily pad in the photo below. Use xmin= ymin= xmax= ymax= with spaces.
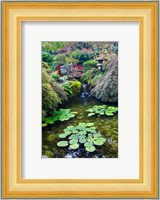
xmin=88 ymin=113 xmax=95 ymax=117
xmin=105 ymin=111 xmax=114 ymax=116
xmin=85 ymin=145 xmax=96 ymax=152
xmin=87 ymin=105 xmax=118 ymax=117
xmin=64 ymin=130 xmax=72 ymax=135
xmin=57 ymin=123 xmax=107 ymax=153
xmin=57 ymin=141 xmax=68 ymax=147
xmin=86 ymin=123 xmax=94 ymax=127
xmin=59 ymin=133 xmax=68 ymax=139
xmin=84 ymin=142 xmax=93 ymax=147
xmin=94 ymin=138 xmax=106 ymax=146
xmin=79 ymin=138 xmax=86 ymax=143
xmin=94 ymin=133 xmax=102 ymax=139
xmin=70 ymin=143 xmax=79 ymax=149
xmin=69 ymin=138 xmax=78 ymax=145
xmin=79 ymin=130 xmax=87 ymax=135
xmin=42 ymin=109 xmax=77 ymax=127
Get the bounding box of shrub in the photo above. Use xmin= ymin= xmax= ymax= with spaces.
xmin=50 ymin=81 xmax=68 ymax=102
xmin=83 ymin=60 xmax=98 ymax=72
xmin=71 ymin=50 xmax=82 ymax=60
xmin=42 ymin=68 xmax=51 ymax=83
xmin=63 ymin=83 xmax=73 ymax=96
xmin=90 ymin=73 xmax=104 ymax=87
xmin=52 ymin=54 xmax=66 ymax=70
xmin=81 ymin=68 xmax=104 ymax=89
xmin=52 ymin=72 xmax=60 ymax=81
xmin=42 ymin=52 xmax=53 ymax=67
xmin=81 ymin=68 xmax=98 ymax=83
xmin=42 ymin=83 xmax=61 ymax=111
xmin=88 ymin=52 xmax=95 ymax=59
xmin=69 ymin=80 xmax=82 ymax=96
xmin=65 ymin=57 xmax=79 ymax=65
xmin=71 ymin=50 xmax=90 ymax=64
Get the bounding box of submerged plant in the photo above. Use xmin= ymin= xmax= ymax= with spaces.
xmin=57 ymin=123 xmax=106 ymax=152
xmin=42 ymin=109 xmax=77 ymax=127
xmin=86 ymin=105 xmax=118 ymax=117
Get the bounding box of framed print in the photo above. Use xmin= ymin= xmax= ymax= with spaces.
xmin=2 ymin=1 xmax=159 ymax=199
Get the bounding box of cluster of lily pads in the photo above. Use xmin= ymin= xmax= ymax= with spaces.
xmin=57 ymin=123 xmax=106 ymax=152
xmin=42 ymin=109 xmax=77 ymax=127
xmin=87 ymin=105 xmax=118 ymax=117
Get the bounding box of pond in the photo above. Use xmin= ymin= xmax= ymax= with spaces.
xmin=42 ymin=96 xmax=118 ymax=158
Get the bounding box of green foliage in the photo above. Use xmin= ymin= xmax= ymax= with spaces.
xmin=42 ymin=42 xmax=65 ymax=53
xmin=69 ymin=80 xmax=82 ymax=96
xmin=42 ymin=52 xmax=53 ymax=67
xmin=57 ymin=123 xmax=106 ymax=152
xmin=87 ymin=105 xmax=118 ymax=117
xmin=42 ymin=68 xmax=51 ymax=83
xmin=42 ymin=63 xmax=68 ymax=115
xmin=88 ymin=52 xmax=95 ymax=59
xmin=52 ymin=72 xmax=60 ymax=81
xmin=47 ymin=134 xmax=57 ymax=142
xmin=42 ymin=109 xmax=77 ymax=127
xmin=42 ymin=83 xmax=61 ymax=111
xmin=81 ymin=68 xmax=104 ymax=88
xmin=52 ymin=54 xmax=66 ymax=70
xmin=71 ymin=50 xmax=82 ymax=60
xmin=42 ymin=110 xmax=47 ymax=120
xmin=63 ymin=83 xmax=73 ymax=96
xmin=65 ymin=57 xmax=79 ymax=64
xmin=83 ymin=60 xmax=98 ymax=72
xmin=43 ymin=150 xmax=54 ymax=158
xmin=57 ymin=141 xmax=68 ymax=147
xmin=71 ymin=50 xmax=90 ymax=64
xmin=50 ymin=82 xmax=68 ymax=102
xmin=70 ymin=143 xmax=79 ymax=149
xmin=90 ymin=73 xmax=104 ymax=87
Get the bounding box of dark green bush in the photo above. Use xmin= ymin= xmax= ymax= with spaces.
xmin=52 ymin=72 xmax=60 ymax=81
xmin=42 ymin=52 xmax=53 ymax=67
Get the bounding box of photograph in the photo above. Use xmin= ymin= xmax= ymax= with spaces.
xmin=42 ymin=42 xmax=118 ymax=158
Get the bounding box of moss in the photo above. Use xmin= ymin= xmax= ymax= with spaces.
xmin=47 ymin=134 xmax=57 ymax=142
xmin=44 ymin=150 xmax=54 ymax=158
xmin=69 ymin=80 xmax=82 ymax=96
xmin=43 ymin=145 xmax=49 ymax=150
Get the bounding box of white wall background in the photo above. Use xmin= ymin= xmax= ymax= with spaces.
xmin=22 ymin=22 xmax=139 ymax=179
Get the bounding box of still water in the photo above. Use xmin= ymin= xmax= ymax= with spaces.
xmin=42 ymin=96 xmax=118 ymax=158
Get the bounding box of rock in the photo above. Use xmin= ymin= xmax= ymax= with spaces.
xmin=90 ymin=57 xmax=118 ymax=103
xmin=42 ymin=155 xmax=48 ymax=158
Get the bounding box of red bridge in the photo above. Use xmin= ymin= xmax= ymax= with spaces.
xmin=57 ymin=64 xmax=83 ymax=78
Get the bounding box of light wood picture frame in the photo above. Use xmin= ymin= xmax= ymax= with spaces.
xmin=2 ymin=1 xmax=158 ymax=198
